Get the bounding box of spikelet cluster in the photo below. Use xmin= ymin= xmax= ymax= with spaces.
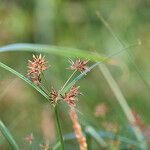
xmin=27 ymin=54 xmax=48 ymax=84
xmin=70 ymin=109 xmax=87 ymax=150
xmin=67 ymin=59 xmax=89 ymax=73
xmin=61 ymin=86 xmax=82 ymax=107
xmin=50 ymin=86 xmax=81 ymax=107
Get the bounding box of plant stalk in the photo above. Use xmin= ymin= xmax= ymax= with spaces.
xmin=60 ymin=70 xmax=77 ymax=92
xmin=54 ymin=105 xmax=65 ymax=150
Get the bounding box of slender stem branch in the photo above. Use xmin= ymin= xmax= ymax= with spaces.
xmin=60 ymin=70 xmax=77 ymax=92
xmin=54 ymin=105 xmax=65 ymax=150
xmin=41 ymin=72 xmax=49 ymax=91
xmin=40 ymin=85 xmax=49 ymax=95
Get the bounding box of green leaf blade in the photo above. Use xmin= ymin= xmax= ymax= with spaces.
xmin=0 ymin=43 xmax=105 ymax=62
xmin=0 ymin=120 xmax=19 ymax=150
xmin=0 ymin=62 xmax=49 ymax=101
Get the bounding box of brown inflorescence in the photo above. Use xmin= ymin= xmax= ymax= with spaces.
xmin=70 ymin=109 xmax=87 ymax=150
xmin=50 ymin=87 xmax=59 ymax=105
xmin=27 ymin=54 xmax=48 ymax=85
xmin=67 ymin=59 xmax=89 ymax=73
xmin=61 ymin=86 xmax=82 ymax=107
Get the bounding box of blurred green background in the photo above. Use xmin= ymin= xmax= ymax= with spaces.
xmin=0 ymin=0 xmax=150 ymax=149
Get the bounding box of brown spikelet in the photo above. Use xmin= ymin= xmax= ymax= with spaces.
xmin=70 ymin=109 xmax=87 ymax=150
xmin=61 ymin=86 xmax=82 ymax=107
xmin=27 ymin=54 xmax=49 ymax=84
xmin=67 ymin=58 xmax=89 ymax=73
xmin=50 ymin=87 xmax=59 ymax=105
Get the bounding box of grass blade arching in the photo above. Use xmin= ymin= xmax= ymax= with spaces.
xmin=0 ymin=62 xmax=49 ymax=100
xmin=0 ymin=43 xmax=105 ymax=62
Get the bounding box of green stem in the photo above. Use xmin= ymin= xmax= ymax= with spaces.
xmin=54 ymin=105 xmax=65 ymax=150
xmin=60 ymin=70 xmax=77 ymax=92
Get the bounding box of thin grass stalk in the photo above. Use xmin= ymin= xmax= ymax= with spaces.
xmin=99 ymin=63 xmax=147 ymax=150
xmin=0 ymin=120 xmax=19 ymax=150
xmin=96 ymin=11 xmax=150 ymax=91
xmin=54 ymin=105 xmax=65 ymax=150
xmin=60 ymin=70 xmax=77 ymax=91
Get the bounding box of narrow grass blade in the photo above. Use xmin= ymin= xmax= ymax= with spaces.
xmin=85 ymin=126 xmax=107 ymax=148
xmin=99 ymin=63 xmax=147 ymax=150
xmin=96 ymin=11 xmax=150 ymax=91
xmin=0 ymin=62 xmax=49 ymax=100
xmin=0 ymin=43 xmax=105 ymax=62
xmin=0 ymin=120 xmax=19 ymax=150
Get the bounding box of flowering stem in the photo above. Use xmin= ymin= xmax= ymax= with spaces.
xmin=41 ymin=72 xmax=49 ymax=91
xmin=40 ymin=85 xmax=49 ymax=95
xmin=54 ymin=105 xmax=65 ymax=150
xmin=60 ymin=70 xmax=77 ymax=92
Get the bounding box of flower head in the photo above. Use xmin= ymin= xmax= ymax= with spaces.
xmin=25 ymin=133 xmax=34 ymax=144
xmin=27 ymin=54 xmax=48 ymax=84
xmin=61 ymin=86 xmax=82 ymax=107
xmin=67 ymin=59 xmax=89 ymax=73
xmin=50 ymin=87 xmax=59 ymax=105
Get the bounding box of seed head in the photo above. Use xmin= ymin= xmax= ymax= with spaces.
xmin=50 ymin=87 xmax=59 ymax=105
xmin=61 ymin=86 xmax=82 ymax=107
xmin=27 ymin=54 xmax=49 ymax=84
xmin=67 ymin=59 xmax=89 ymax=73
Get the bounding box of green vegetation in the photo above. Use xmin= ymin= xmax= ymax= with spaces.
xmin=0 ymin=0 xmax=149 ymax=149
